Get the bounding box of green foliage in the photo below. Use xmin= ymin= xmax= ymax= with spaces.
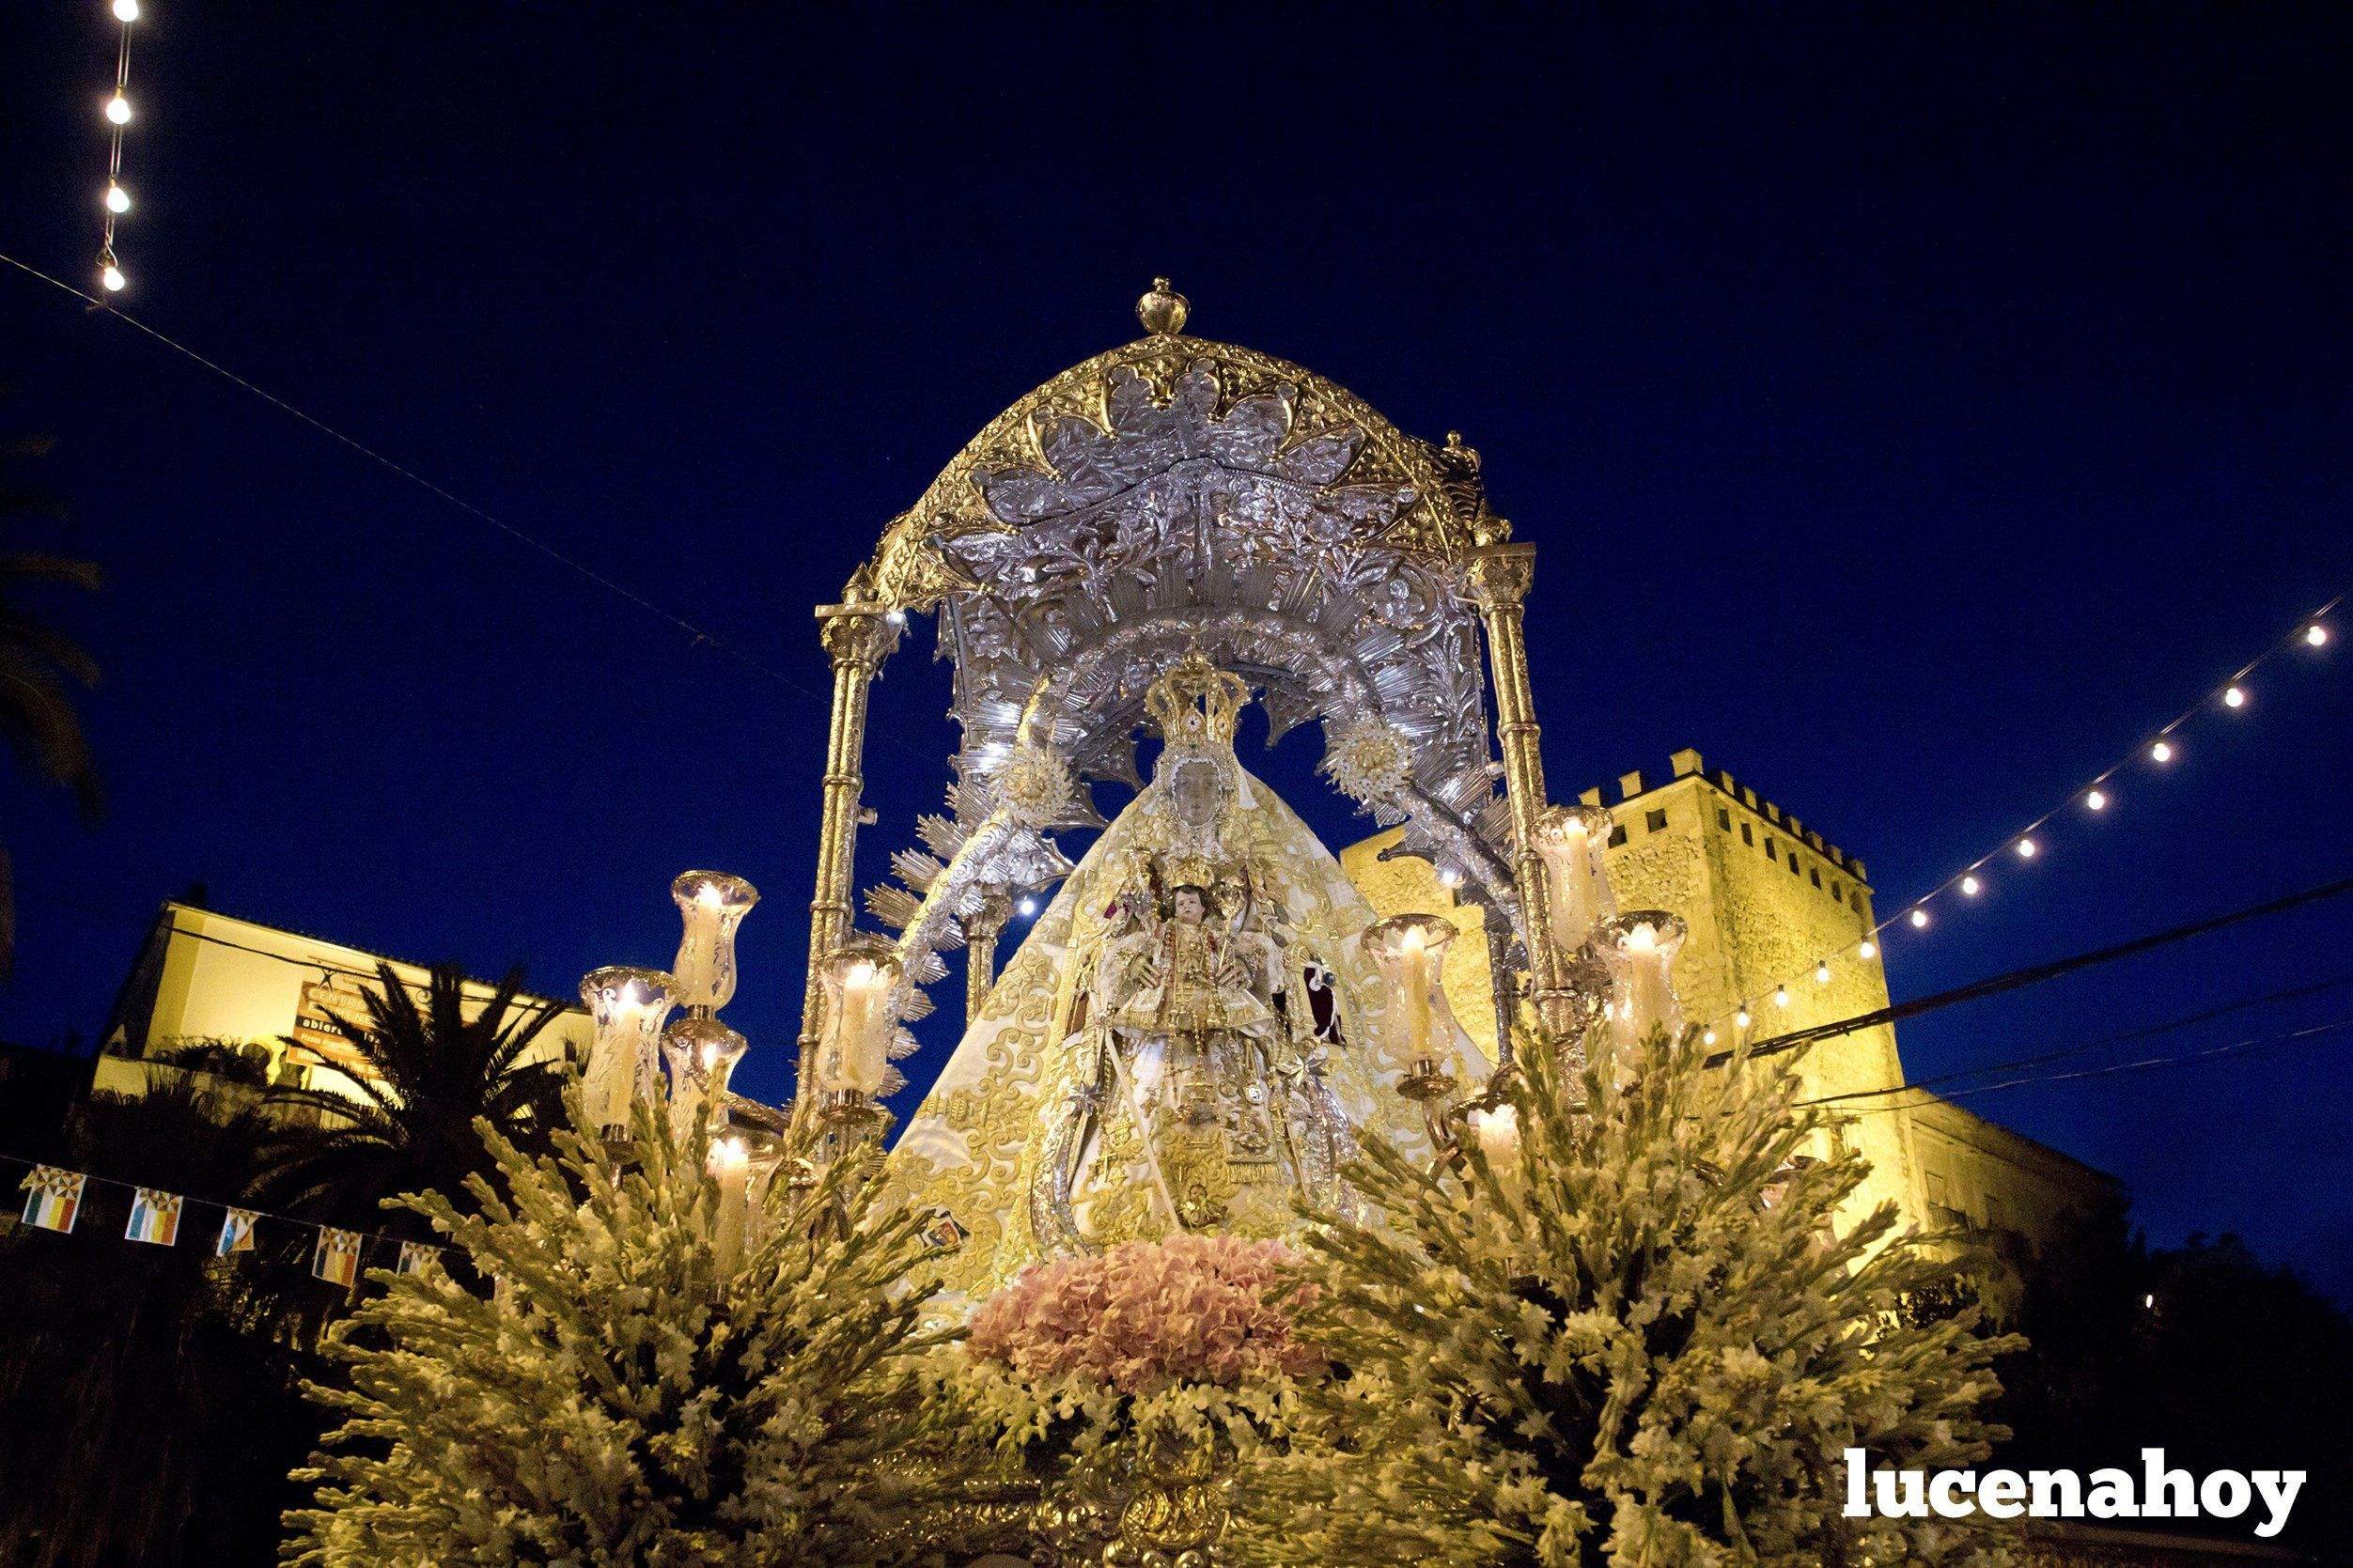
xmin=1230 ymin=1029 xmax=2018 ymax=1567
xmin=283 ymin=1092 xmax=998 ymax=1565
xmin=257 ymin=962 xmax=570 ymax=1239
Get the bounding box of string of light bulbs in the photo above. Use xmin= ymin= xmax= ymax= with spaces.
xmin=1696 ymin=589 xmax=2344 ymax=1048
xmin=96 ymin=0 xmax=142 ymax=295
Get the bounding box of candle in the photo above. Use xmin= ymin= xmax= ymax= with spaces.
xmin=837 ymin=961 xmax=880 ymax=1094
xmin=661 ymin=1017 xmax=747 ymax=1139
xmin=579 ymin=966 xmax=678 ymax=1140
xmin=710 ymin=1135 xmax=751 ymax=1268
xmin=1366 ymin=915 xmax=1455 ymax=1071
xmin=1599 ymin=911 xmax=1687 ymax=1052
xmin=1400 ymin=925 xmax=1432 ymax=1061
xmin=1469 ymin=1103 xmax=1521 ymax=1180
xmin=670 ymin=871 xmax=757 ymax=1013
xmin=818 ymin=939 xmax=900 ymax=1099
xmin=1533 ymin=804 xmax=1618 ymax=960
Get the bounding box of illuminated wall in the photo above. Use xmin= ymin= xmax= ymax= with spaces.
xmin=98 ymin=902 xmax=592 ymax=1105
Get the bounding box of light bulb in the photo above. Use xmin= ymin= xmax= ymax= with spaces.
xmin=1017 ymin=895 xmax=1037 ymax=917
xmin=1773 ymin=985 xmax=1792 ymax=1008
xmin=104 ymin=184 xmax=131 ymax=213
xmin=101 ymin=264 xmax=126 ymax=292
xmin=105 ymin=94 xmax=132 ymax=125
xmin=2016 ymin=837 xmax=2037 ymax=860
xmin=2085 ymin=788 xmax=2108 ymax=812
xmin=2308 ymin=625 xmax=2330 ymax=647
xmin=2150 ymin=739 xmax=2174 ymax=763
xmin=1909 ymin=908 xmax=1929 ymax=929
xmin=1703 ymin=1028 xmax=1719 ymax=1045
xmin=2223 ymin=686 xmax=2246 ymax=708
xmin=1735 ymin=1008 xmax=1752 ymax=1030
xmin=1857 ymin=939 xmax=1877 ymax=960
xmin=114 ymin=0 xmax=139 ymax=20
xmin=1961 ymin=875 xmax=1981 ymax=896
xmin=1815 ymin=961 xmax=1831 ymax=985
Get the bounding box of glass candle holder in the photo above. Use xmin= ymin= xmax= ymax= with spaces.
xmin=817 ymin=936 xmax=903 ymax=1099
xmin=1363 ymin=913 xmax=1458 ymax=1068
xmin=662 ymin=1015 xmax=749 ymax=1134
xmin=1531 ymin=803 xmax=1618 ymax=964
xmin=670 ymin=870 xmax=758 ymax=1013
xmin=1596 ymin=910 xmax=1688 ymax=1053
xmin=580 ymin=966 xmax=678 ymax=1140
xmin=1468 ymin=1101 xmax=1522 ymax=1183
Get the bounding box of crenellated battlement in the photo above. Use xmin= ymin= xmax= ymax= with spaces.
xmin=1574 ymin=747 xmax=1869 ymax=886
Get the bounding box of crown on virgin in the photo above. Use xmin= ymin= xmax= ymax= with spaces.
xmin=1145 ymin=653 xmax=1248 ymax=749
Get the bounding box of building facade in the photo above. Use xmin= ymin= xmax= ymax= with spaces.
xmin=96 ymin=901 xmax=592 ymax=1103
xmin=1343 ymin=747 xmax=2117 ymax=1252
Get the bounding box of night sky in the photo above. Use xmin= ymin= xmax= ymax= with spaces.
xmin=2 ymin=6 xmax=2348 ymax=1296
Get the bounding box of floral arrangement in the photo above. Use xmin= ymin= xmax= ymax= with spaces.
xmin=967 ymin=1234 xmax=1321 ymax=1393
xmin=953 ymin=1235 xmax=1323 ymax=1561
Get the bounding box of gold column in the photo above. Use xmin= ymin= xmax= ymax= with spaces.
xmin=1463 ymin=543 xmax=1570 ymax=1033
xmin=796 ymin=604 xmax=901 ymax=1119
xmin=962 ymin=887 xmax=1013 ymax=1026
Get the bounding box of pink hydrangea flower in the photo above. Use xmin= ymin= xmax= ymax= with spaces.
xmin=967 ymin=1234 xmax=1321 ymax=1392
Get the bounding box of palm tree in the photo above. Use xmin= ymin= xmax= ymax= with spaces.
xmin=0 ymin=431 xmax=104 ymax=978
xmin=256 ymin=962 xmax=574 ymax=1238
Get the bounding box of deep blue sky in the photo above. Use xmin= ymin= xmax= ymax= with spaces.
xmin=2 ymin=5 xmax=2348 ymax=1295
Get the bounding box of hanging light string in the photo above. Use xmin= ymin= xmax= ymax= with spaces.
xmin=97 ymin=0 xmax=140 ymax=294
xmin=1702 ymin=588 xmax=2343 ymax=1044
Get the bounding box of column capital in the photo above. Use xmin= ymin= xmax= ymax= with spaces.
xmin=964 ymin=884 xmax=1014 ymax=939
xmin=1461 ymin=542 xmax=1538 ymax=612
xmin=816 ymin=603 xmax=903 ymax=672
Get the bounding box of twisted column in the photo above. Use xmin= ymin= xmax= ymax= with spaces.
xmin=796 ymin=604 xmax=900 ymax=1120
xmin=1463 ymin=543 xmax=1572 ymax=1037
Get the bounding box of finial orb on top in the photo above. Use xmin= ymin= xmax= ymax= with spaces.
xmin=1137 ymin=276 xmax=1190 ymax=336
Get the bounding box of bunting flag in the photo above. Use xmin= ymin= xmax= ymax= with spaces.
xmin=0 ymin=1152 xmax=444 ymax=1296
xmin=216 ymin=1207 xmax=258 ymax=1256
xmin=312 ymin=1227 xmax=363 ymax=1288
xmin=20 ymin=1166 xmax=85 ymax=1234
xmin=125 ymin=1188 xmax=183 ymax=1247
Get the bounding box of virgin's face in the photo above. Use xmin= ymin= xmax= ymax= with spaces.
xmin=1171 ymin=761 xmax=1220 ymax=826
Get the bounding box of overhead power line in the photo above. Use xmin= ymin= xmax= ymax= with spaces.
xmin=0 ymin=250 xmax=833 ymax=709
xmin=1830 ymin=1017 xmax=2353 ymax=1118
xmin=1718 ymin=871 xmax=2353 ymax=1067
xmin=1800 ymin=971 xmax=2353 ymax=1108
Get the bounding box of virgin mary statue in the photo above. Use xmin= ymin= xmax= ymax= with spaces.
xmin=889 ymin=655 xmax=1484 ymax=1300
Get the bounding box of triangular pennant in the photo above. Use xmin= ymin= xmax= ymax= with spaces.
xmin=312 ymin=1227 xmax=363 ymax=1288
xmin=125 ymin=1188 xmax=182 ymax=1247
xmin=216 ymin=1207 xmax=258 ymax=1256
xmin=19 ymin=1166 xmax=85 ymax=1234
